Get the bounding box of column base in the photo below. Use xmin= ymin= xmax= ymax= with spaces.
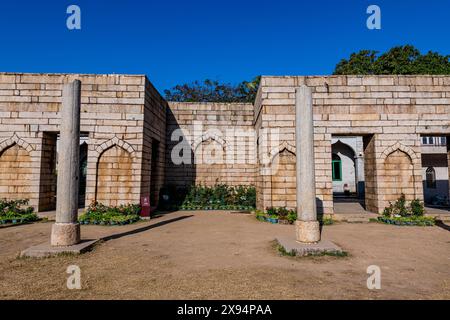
xmin=295 ymin=220 xmax=320 ymax=243
xmin=51 ymin=222 xmax=80 ymax=246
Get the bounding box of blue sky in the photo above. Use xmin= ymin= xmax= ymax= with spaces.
xmin=0 ymin=0 xmax=448 ymax=91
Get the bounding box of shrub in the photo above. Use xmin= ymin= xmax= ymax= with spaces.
xmin=410 ymin=199 xmax=424 ymax=216
xmin=0 ymin=198 xmax=38 ymax=224
xmin=380 ymin=194 xmax=432 ymax=226
xmin=276 ymin=207 xmax=290 ymax=220
xmin=287 ymin=211 xmax=297 ymax=224
xmin=180 ymin=184 xmax=256 ymax=210
xmin=383 ymin=194 xmax=426 ymax=218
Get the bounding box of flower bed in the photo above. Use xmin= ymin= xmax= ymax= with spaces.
xmin=179 ymin=184 xmax=256 ymax=211
xmin=256 ymin=207 xmax=297 ymax=224
xmin=0 ymin=199 xmax=39 ymax=225
xmin=78 ymin=202 xmax=141 ymax=226
xmin=378 ymin=194 xmax=434 ymax=226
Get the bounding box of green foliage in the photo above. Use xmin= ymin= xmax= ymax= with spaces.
xmin=180 ymin=184 xmax=256 ymax=210
xmin=79 ymin=201 xmax=141 ymax=225
xmin=334 ymin=45 xmax=450 ymax=75
xmin=382 ymin=194 xmax=425 ymax=218
xmin=0 ymin=198 xmax=38 ymax=224
xmin=287 ymin=211 xmax=297 ymax=224
xmin=264 ymin=207 xmax=297 ymax=224
xmin=276 ymin=244 xmax=296 ymax=257
xmin=410 ymin=199 xmax=425 ymax=216
xmin=260 ymin=207 xmax=335 ymax=226
xmin=321 ymin=217 xmax=334 ymax=225
xmin=164 ymin=76 xmax=261 ymax=103
xmin=255 ymin=210 xmax=267 ymax=222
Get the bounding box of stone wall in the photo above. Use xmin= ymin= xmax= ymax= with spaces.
xmin=0 ymin=143 xmax=33 ymax=202
xmin=0 ymin=73 xmax=166 ymax=211
xmin=165 ymin=102 xmax=256 ymax=188
xmin=1 ymin=73 xmax=449 ymax=215
xmin=270 ymin=149 xmax=296 ymax=208
xmin=255 ymin=75 xmax=450 ymax=214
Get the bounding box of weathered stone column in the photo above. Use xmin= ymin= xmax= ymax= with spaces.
xmin=51 ymin=80 xmax=81 ymax=246
xmin=295 ymin=86 xmax=320 ymax=243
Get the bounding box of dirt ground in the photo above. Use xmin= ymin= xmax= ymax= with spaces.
xmin=0 ymin=211 xmax=449 ymax=300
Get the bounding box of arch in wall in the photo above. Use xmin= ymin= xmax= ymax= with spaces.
xmin=191 ymin=132 xmax=227 ymax=186
xmin=426 ymin=167 xmax=436 ymax=189
xmin=0 ymin=143 xmax=33 ymax=201
xmin=331 ymin=140 xmax=357 ymax=193
xmin=0 ymin=134 xmax=34 ymax=154
xmin=332 ymin=140 xmax=357 ymax=157
xmin=92 ymin=136 xmax=136 ymax=160
xmin=269 ymin=141 xmax=296 ymax=164
xmin=94 ymin=140 xmax=135 ymax=206
xmin=270 ymin=148 xmax=296 ymax=209
xmin=380 ymin=142 xmax=418 ymax=162
xmin=191 ymin=132 xmax=226 ymax=152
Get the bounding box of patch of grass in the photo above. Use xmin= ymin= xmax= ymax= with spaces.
xmin=16 ymin=251 xmax=79 ymax=260
xmin=321 ymin=217 xmax=335 ymax=226
xmin=276 ymin=244 xmax=296 ymax=256
xmin=310 ymin=250 xmax=348 ymax=257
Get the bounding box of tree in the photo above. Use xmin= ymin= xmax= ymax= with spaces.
xmin=164 ymin=76 xmax=260 ymax=103
xmin=333 ymin=45 xmax=450 ymax=75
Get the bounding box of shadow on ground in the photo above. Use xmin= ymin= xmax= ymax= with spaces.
xmin=101 ymin=215 xmax=193 ymax=242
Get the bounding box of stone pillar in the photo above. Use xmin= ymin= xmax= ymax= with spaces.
xmin=295 ymin=86 xmax=320 ymax=243
xmin=51 ymin=80 xmax=81 ymax=246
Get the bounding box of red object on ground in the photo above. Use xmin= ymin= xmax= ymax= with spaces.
xmin=140 ymin=196 xmax=151 ymax=217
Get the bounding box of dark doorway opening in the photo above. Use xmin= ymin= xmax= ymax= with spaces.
xmin=150 ymin=139 xmax=160 ymax=207
xmin=420 ymin=135 xmax=449 ymax=211
xmin=79 ymin=141 xmax=88 ymax=208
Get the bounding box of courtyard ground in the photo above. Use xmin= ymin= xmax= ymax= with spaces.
xmin=0 ymin=210 xmax=449 ymax=300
